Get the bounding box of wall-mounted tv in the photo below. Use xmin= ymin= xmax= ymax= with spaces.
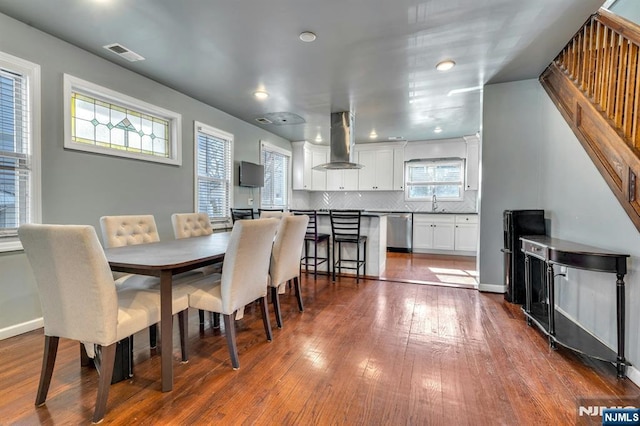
xmin=239 ymin=161 xmax=264 ymax=187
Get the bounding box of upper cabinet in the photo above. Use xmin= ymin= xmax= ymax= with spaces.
xmin=464 ymin=135 xmax=480 ymax=191
xmin=327 ymin=168 xmax=358 ymax=191
xmin=292 ymin=141 xmax=327 ymax=191
xmin=356 ymin=142 xmax=405 ymax=191
xmin=292 ymin=141 xmax=405 ymax=192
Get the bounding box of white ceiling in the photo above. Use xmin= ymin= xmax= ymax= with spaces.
xmin=0 ymin=0 xmax=604 ymax=144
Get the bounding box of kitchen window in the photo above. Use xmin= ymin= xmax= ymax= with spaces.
xmin=405 ymin=159 xmax=464 ymax=201
xmin=0 ymin=52 xmax=41 ymax=252
xmin=63 ymin=74 xmax=182 ymax=165
xmin=195 ymin=122 xmax=233 ymax=221
xmin=260 ymin=141 xmax=290 ymax=209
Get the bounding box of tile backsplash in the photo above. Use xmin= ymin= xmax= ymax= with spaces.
xmin=291 ymin=190 xmax=478 ymax=213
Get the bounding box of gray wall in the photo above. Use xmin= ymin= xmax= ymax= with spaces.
xmin=480 ymin=78 xmax=640 ymax=372
xmin=0 ymin=12 xmax=290 ymax=333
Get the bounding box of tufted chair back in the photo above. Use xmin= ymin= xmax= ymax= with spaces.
xmin=171 ymin=212 xmax=213 ymax=239
xmin=99 ymin=215 xmax=160 ymax=248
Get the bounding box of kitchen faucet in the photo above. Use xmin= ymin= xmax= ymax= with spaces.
xmin=432 ymin=194 xmax=438 ymax=212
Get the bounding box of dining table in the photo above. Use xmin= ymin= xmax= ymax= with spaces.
xmin=104 ymin=231 xmax=231 ymax=392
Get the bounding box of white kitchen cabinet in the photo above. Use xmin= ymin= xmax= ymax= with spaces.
xmin=327 ymin=168 xmax=358 ymax=191
xmin=464 ymin=136 xmax=479 ymax=191
xmin=393 ymin=147 xmax=405 ymax=191
xmin=454 ymin=214 xmax=478 ymax=252
xmin=357 ymin=149 xmax=394 ymax=190
xmin=291 ymin=141 xmax=327 ymax=191
xmin=413 ymin=214 xmax=455 ymax=251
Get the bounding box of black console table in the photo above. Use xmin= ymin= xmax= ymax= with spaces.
xmin=520 ymin=235 xmax=629 ymax=377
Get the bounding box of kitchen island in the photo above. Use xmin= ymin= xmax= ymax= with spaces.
xmin=315 ymin=212 xmax=387 ymax=278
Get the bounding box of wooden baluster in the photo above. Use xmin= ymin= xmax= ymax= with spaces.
xmin=607 ymin=32 xmax=619 ymax=120
xmin=615 ymin=38 xmax=628 ymax=129
xmin=623 ymin=43 xmax=637 ymax=141
xmin=634 ymin=50 xmax=640 ymax=149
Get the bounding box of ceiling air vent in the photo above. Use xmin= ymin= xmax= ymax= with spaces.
xmin=103 ymin=43 xmax=145 ymax=62
xmin=255 ymin=117 xmax=273 ymax=124
xmin=262 ymin=112 xmax=306 ymax=125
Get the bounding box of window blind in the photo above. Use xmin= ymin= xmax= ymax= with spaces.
xmin=261 ymin=146 xmax=289 ymax=209
xmin=196 ymin=126 xmax=232 ymax=219
xmin=0 ymin=68 xmax=30 ymax=238
xmin=405 ymin=159 xmax=463 ymax=200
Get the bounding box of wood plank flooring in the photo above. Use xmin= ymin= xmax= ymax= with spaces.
xmin=1 ymin=273 xmax=638 ymax=425
xmin=382 ymin=252 xmax=478 ymax=287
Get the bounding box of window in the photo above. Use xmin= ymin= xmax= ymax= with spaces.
xmin=195 ymin=122 xmax=233 ymax=220
xmin=63 ymin=74 xmax=182 ymax=165
xmin=0 ymin=52 xmax=40 ymax=252
xmin=260 ymin=141 xmax=290 ymax=209
xmin=405 ymin=159 xmax=464 ymax=201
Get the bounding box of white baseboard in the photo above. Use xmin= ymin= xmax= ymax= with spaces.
xmin=478 ymin=283 xmax=505 ymax=293
xmin=626 ymin=365 xmax=640 ymax=387
xmin=0 ymin=317 xmax=43 ymax=340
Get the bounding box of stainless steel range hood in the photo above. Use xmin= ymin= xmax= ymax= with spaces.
xmin=313 ymin=111 xmax=363 ymax=170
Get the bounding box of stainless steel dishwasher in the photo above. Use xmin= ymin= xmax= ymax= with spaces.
xmin=387 ymin=213 xmax=413 ymax=252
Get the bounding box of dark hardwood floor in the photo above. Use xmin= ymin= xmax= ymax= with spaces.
xmin=1 ymin=272 xmax=638 ymax=425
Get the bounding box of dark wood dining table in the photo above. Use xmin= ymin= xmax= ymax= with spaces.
xmin=104 ymin=232 xmax=231 ymax=392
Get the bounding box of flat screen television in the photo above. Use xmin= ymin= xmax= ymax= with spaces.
xmin=239 ymin=161 xmax=264 ymax=187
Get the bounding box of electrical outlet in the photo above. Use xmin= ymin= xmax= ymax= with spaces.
xmin=248 ymin=198 xmax=253 ymax=206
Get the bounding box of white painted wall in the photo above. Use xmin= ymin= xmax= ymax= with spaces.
xmin=481 ymin=78 xmax=640 ymax=374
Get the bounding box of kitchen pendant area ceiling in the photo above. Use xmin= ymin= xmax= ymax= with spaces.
xmin=0 ymin=0 xmax=605 ymax=144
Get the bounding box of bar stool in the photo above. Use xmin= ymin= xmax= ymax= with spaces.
xmin=291 ymin=210 xmax=330 ymax=279
xmin=329 ymin=210 xmax=367 ymax=282
xmin=230 ymin=208 xmax=255 ymax=223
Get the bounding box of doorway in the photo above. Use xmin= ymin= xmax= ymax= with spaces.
xmin=380 ymin=251 xmax=478 ymax=288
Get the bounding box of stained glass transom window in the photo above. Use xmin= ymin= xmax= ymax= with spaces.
xmin=71 ymin=92 xmax=169 ymax=157
xmin=64 ymin=74 xmax=181 ymax=165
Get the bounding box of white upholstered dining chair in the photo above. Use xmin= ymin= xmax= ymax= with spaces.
xmin=18 ymin=224 xmax=163 ymax=423
xmin=99 ymin=214 xmax=193 ymax=354
xmin=171 ymin=212 xmax=221 ymax=327
xmin=269 ymin=214 xmax=309 ymax=328
xmin=188 ymin=218 xmax=279 ymax=369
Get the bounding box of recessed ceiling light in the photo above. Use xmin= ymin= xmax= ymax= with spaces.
xmin=369 ymin=130 xmax=378 ymax=139
xmin=253 ymin=90 xmax=269 ymax=100
xmin=299 ymin=31 xmax=317 ymax=42
xmin=434 ymin=127 xmax=443 ymax=133
xmin=436 ymin=60 xmax=456 ymax=71
xmin=315 ymin=134 xmax=323 ymax=143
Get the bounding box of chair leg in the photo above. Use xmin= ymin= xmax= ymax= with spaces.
xmin=211 ymin=312 xmax=220 ymax=329
xmin=294 ymin=276 xmax=304 ymax=312
xmin=149 ymin=324 xmax=157 ymax=349
xmin=93 ymin=343 xmax=117 ymax=424
xmin=313 ymin=240 xmax=318 ymax=279
xmin=356 ymin=242 xmax=360 ymax=283
xmin=271 ymin=286 xmax=283 ymax=329
xmin=304 ymin=240 xmax=309 ymax=274
xmin=177 ymin=310 xmax=188 ymax=362
xmin=259 ymin=296 xmax=273 ymax=342
xmin=35 ymin=335 xmax=59 ymax=407
xmin=363 ymin=240 xmax=367 ymax=278
xmin=223 ymin=313 xmax=240 ymax=370
xmin=198 ymin=309 xmax=205 ymax=325
xmin=332 ymin=240 xmax=336 ymax=281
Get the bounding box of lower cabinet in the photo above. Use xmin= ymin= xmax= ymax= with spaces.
xmin=454 ymin=215 xmax=478 ymax=252
xmin=413 ymin=214 xmax=478 ymax=254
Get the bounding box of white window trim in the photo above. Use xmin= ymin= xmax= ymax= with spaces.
xmin=404 ymin=158 xmax=464 ymax=201
xmin=63 ymin=74 xmax=182 ymax=166
xmin=259 ymin=140 xmax=291 ymax=209
xmin=193 ymin=121 xmax=234 ymax=222
xmin=0 ymin=52 xmax=41 ymax=253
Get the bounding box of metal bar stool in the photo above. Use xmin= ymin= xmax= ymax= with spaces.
xmin=230 ymin=208 xmax=255 ymax=223
xmin=329 ymin=210 xmax=367 ymax=282
xmin=291 ymin=210 xmax=330 ymax=279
